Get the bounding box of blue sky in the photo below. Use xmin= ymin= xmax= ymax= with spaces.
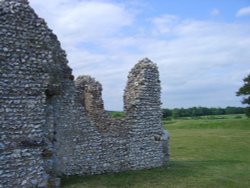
xmin=30 ymin=0 xmax=250 ymax=110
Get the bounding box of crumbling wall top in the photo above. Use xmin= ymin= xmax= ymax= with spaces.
xmin=124 ymin=58 xmax=161 ymax=115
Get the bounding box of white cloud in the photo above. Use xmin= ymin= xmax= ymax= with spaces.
xmin=150 ymin=14 xmax=179 ymax=35
xmin=56 ymin=2 xmax=132 ymax=40
xmin=30 ymin=0 xmax=133 ymax=44
xmin=210 ymin=8 xmax=220 ymax=16
xmin=144 ymin=16 xmax=250 ymax=108
xmin=236 ymin=6 xmax=250 ymax=17
xmin=29 ymin=1 xmax=250 ymax=110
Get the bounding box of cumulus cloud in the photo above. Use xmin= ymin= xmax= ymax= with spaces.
xmin=146 ymin=16 xmax=250 ymax=108
xmin=30 ymin=0 xmax=133 ymax=45
xmin=236 ymin=6 xmax=250 ymax=17
xmin=30 ymin=1 xmax=250 ymax=110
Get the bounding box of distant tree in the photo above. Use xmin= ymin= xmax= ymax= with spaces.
xmin=225 ymin=106 xmax=245 ymax=115
xmin=214 ymin=107 xmax=225 ymax=115
xmin=162 ymin=109 xmax=172 ymax=119
xmin=161 ymin=106 xmax=245 ymax=119
xmin=236 ymin=74 xmax=250 ymax=117
xmin=172 ymin=108 xmax=180 ymax=119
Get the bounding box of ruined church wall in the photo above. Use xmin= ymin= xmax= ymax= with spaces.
xmin=124 ymin=58 xmax=168 ymax=169
xmin=70 ymin=59 xmax=169 ymax=174
xmin=0 ymin=0 xmax=64 ymax=187
xmin=53 ymin=79 xmax=130 ymax=176
xmin=0 ymin=1 xmax=168 ymax=187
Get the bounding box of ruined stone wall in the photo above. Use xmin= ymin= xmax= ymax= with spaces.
xmin=0 ymin=0 xmax=72 ymax=187
xmin=124 ymin=58 xmax=169 ymax=169
xmin=57 ymin=59 xmax=168 ymax=176
xmin=0 ymin=1 xmax=169 ymax=188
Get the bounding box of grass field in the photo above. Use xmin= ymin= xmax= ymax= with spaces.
xmin=62 ymin=114 xmax=250 ymax=188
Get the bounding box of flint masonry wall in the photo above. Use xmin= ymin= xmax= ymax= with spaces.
xmin=124 ymin=59 xmax=169 ymax=169
xmin=0 ymin=0 xmax=73 ymax=187
xmin=0 ymin=1 xmax=169 ymax=188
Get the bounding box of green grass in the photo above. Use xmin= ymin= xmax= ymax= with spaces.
xmin=62 ymin=115 xmax=250 ymax=188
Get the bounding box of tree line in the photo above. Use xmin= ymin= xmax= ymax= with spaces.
xmin=108 ymin=106 xmax=246 ymax=119
xmin=162 ymin=106 xmax=246 ymax=119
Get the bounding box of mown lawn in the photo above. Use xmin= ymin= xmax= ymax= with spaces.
xmin=62 ymin=115 xmax=250 ymax=188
